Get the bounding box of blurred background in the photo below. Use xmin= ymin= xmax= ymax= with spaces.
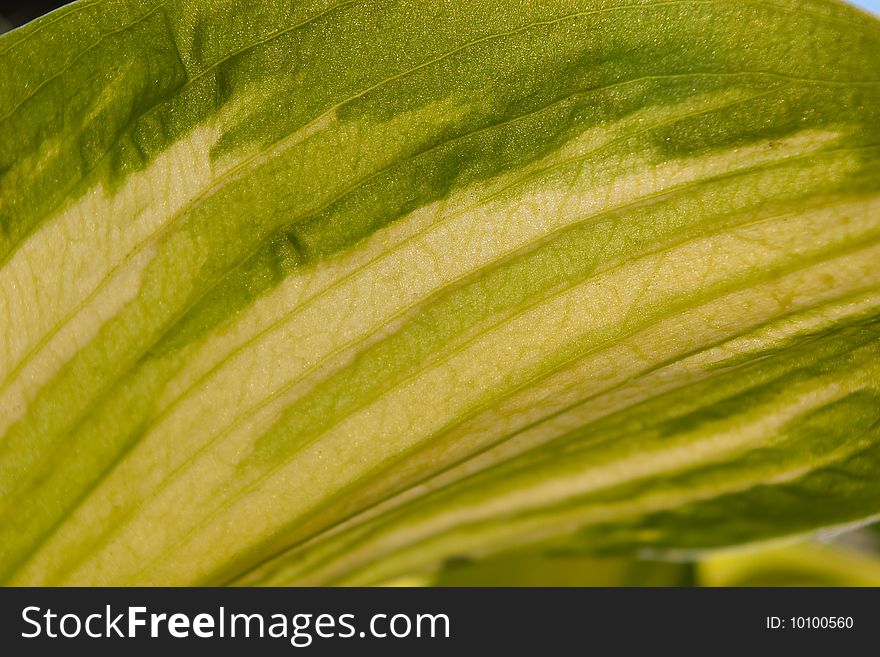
xmin=418 ymin=525 xmax=880 ymax=587
xmin=1 ymin=0 xmax=879 ymax=585
xmin=856 ymin=0 xmax=880 ymax=11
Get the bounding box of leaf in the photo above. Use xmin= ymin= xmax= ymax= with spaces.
xmin=697 ymin=539 xmax=880 ymax=587
xmin=0 ymin=0 xmax=879 ymax=586
xmin=432 ymin=550 xmax=693 ymax=587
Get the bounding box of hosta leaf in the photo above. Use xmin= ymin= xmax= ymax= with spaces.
xmin=0 ymin=0 xmax=878 ymax=586
xmin=432 ymin=551 xmax=694 ymax=587
xmin=697 ymin=540 xmax=880 ymax=586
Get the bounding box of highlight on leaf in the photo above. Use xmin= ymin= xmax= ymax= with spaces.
xmin=0 ymin=0 xmax=878 ymax=586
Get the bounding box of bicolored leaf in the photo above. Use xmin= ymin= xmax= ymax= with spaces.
xmin=697 ymin=536 xmax=880 ymax=586
xmin=1 ymin=0 xmax=879 ymax=585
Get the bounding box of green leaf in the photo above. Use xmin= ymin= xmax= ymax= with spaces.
xmin=1 ymin=0 xmax=879 ymax=586
xmin=432 ymin=550 xmax=693 ymax=587
xmin=697 ymin=539 xmax=880 ymax=587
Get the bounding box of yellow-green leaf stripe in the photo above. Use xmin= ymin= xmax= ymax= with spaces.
xmin=1 ymin=0 xmax=879 ymax=585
